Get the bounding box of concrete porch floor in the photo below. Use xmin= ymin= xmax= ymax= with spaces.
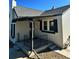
xmin=54 ymin=46 xmax=70 ymax=58
xmin=16 ymin=38 xmax=53 ymax=52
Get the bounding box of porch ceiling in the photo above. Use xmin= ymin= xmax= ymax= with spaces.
xmin=12 ymin=17 xmax=33 ymax=22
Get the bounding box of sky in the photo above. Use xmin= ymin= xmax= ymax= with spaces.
xmin=10 ymin=0 xmax=70 ymax=11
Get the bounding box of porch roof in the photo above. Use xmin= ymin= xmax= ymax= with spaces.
xmin=12 ymin=13 xmax=62 ymax=22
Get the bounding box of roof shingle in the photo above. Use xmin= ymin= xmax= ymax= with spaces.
xmin=41 ymin=5 xmax=70 ymax=16
xmin=13 ymin=6 xmax=43 ymax=17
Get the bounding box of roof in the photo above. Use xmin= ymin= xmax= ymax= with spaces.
xmin=41 ymin=5 xmax=70 ymax=16
xmin=13 ymin=5 xmax=70 ymax=22
xmin=13 ymin=6 xmax=43 ymax=17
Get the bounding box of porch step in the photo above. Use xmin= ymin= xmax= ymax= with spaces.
xmin=48 ymin=44 xmax=62 ymax=51
xmin=49 ymin=45 xmax=56 ymax=50
xmin=15 ymin=43 xmax=52 ymax=56
xmin=35 ymin=43 xmax=52 ymax=52
xmin=19 ymin=47 xmax=31 ymax=56
xmin=15 ymin=44 xmax=31 ymax=56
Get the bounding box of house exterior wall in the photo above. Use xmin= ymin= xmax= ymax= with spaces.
xmin=62 ymin=8 xmax=70 ymax=46
xmin=9 ymin=9 xmax=18 ymax=43
xmin=34 ymin=15 xmax=63 ymax=48
xmin=9 ymin=10 xmax=13 ymax=40
xmin=15 ymin=21 xmax=30 ymax=41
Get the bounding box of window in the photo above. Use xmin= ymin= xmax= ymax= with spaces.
xmin=49 ymin=19 xmax=58 ymax=32
xmin=39 ymin=19 xmax=58 ymax=33
xmin=50 ymin=21 xmax=54 ymax=31
xmin=11 ymin=24 xmax=15 ymax=38
xmin=44 ymin=21 xmax=47 ymax=30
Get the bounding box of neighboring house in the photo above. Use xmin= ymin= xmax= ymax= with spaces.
xmin=10 ymin=0 xmax=70 ymax=51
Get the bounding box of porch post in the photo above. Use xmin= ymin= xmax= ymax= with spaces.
xmin=29 ymin=19 xmax=40 ymax=59
xmin=31 ymin=21 xmax=34 ymax=50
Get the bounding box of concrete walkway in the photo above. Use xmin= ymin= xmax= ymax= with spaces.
xmin=32 ymin=50 xmax=69 ymax=59
xmin=9 ymin=48 xmax=16 ymax=59
xmin=9 ymin=47 xmax=69 ymax=59
xmin=9 ymin=48 xmax=29 ymax=59
xmin=55 ymin=47 xmax=70 ymax=58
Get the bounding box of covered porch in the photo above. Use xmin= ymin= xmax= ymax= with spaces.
xmin=12 ymin=17 xmax=53 ymax=53
xmin=16 ymin=38 xmax=52 ymax=52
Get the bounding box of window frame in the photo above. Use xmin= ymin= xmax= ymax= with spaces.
xmin=49 ymin=21 xmax=54 ymax=31
xmin=39 ymin=19 xmax=58 ymax=34
xmin=43 ymin=21 xmax=47 ymax=30
xmin=11 ymin=24 xmax=15 ymax=38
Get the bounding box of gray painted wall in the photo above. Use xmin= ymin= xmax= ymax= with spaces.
xmin=62 ymin=8 xmax=70 ymax=46
xmin=34 ymin=16 xmax=63 ymax=48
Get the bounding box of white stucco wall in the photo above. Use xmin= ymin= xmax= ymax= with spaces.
xmin=62 ymin=8 xmax=70 ymax=46
xmin=15 ymin=21 xmax=30 ymax=41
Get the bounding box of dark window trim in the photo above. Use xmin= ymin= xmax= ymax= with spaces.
xmin=11 ymin=24 xmax=15 ymax=38
xmin=49 ymin=20 xmax=54 ymax=31
xmin=40 ymin=19 xmax=58 ymax=34
xmin=53 ymin=19 xmax=58 ymax=32
xmin=39 ymin=20 xmax=42 ymax=30
xmin=49 ymin=19 xmax=58 ymax=32
xmin=41 ymin=30 xmax=55 ymax=34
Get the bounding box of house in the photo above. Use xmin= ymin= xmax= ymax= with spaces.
xmin=10 ymin=0 xmax=70 ymax=52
